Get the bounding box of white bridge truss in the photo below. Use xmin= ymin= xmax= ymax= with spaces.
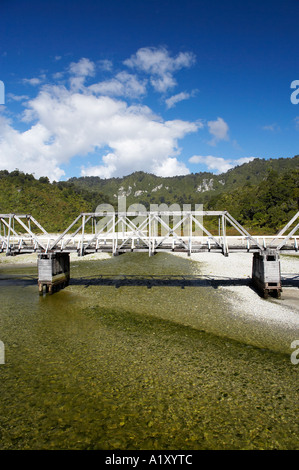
xmin=1 ymin=210 xmax=298 ymax=257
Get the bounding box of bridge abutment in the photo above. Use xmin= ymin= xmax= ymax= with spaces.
xmin=38 ymin=252 xmax=70 ymax=295
xmin=252 ymin=250 xmax=282 ymax=299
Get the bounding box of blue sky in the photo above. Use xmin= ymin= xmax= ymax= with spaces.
xmin=0 ymin=0 xmax=298 ymax=181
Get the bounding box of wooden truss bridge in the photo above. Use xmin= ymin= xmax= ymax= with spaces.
xmin=0 ymin=210 xmax=298 ymax=298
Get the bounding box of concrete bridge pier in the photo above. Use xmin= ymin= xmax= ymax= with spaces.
xmin=38 ymin=252 xmax=70 ymax=295
xmin=251 ymin=249 xmax=282 ymax=299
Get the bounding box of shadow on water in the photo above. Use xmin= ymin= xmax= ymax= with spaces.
xmin=0 ymin=272 xmax=264 ymax=292
xmin=70 ymin=274 xmax=251 ymax=289
xmin=281 ymin=274 xmax=299 ymax=288
xmin=0 ymin=273 xmax=298 ymax=289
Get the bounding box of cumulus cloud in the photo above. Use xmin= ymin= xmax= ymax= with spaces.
xmin=68 ymin=57 xmax=96 ymax=91
xmin=69 ymin=57 xmax=95 ymax=77
xmin=0 ymin=114 xmax=65 ymax=181
xmin=152 ymin=157 xmax=190 ymax=177
xmin=124 ymin=46 xmax=196 ymax=93
xmin=0 ymin=48 xmax=207 ymax=181
xmin=207 ymin=117 xmax=229 ymax=145
xmin=89 ymin=71 xmax=147 ymax=98
xmin=189 ymin=155 xmax=254 ymax=174
xmin=0 ymin=67 xmax=199 ymax=180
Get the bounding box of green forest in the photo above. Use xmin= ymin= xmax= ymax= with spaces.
xmin=0 ymin=170 xmax=108 ymax=231
xmin=0 ymin=155 xmax=298 ymax=234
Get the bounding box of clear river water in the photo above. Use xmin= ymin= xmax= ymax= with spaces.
xmin=0 ymin=252 xmax=298 ymax=450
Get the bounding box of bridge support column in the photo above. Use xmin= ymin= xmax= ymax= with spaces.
xmin=38 ymin=252 xmax=70 ymax=295
xmin=251 ymin=250 xmax=282 ymax=299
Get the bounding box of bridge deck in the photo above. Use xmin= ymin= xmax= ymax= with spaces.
xmin=0 ymin=210 xmax=298 ymax=256
xmin=1 ymin=235 xmax=298 ymax=256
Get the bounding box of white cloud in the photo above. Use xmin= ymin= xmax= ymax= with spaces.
xmin=189 ymin=155 xmax=254 ymax=174
xmin=152 ymin=157 xmax=190 ymax=177
xmin=69 ymin=57 xmax=95 ymax=77
xmin=98 ymin=59 xmax=113 ymax=71
xmin=52 ymin=71 xmax=64 ymax=80
xmin=22 ymin=77 xmax=42 ymax=86
xmin=81 ymin=153 xmax=117 ymax=179
xmin=0 ymin=49 xmax=202 ymax=181
xmin=294 ymin=117 xmax=299 ymax=131
xmin=89 ymin=72 xmax=147 ymax=98
xmin=207 ymin=117 xmax=229 ymax=145
xmin=7 ymin=93 xmax=29 ymax=102
xmin=165 ymin=92 xmax=191 ymax=109
xmin=262 ymin=123 xmax=280 ymax=132
xmin=124 ymin=47 xmax=196 ymax=93
xmin=0 ymin=77 xmax=199 ymax=180
xmin=0 ymin=115 xmax=65 ymax=181
xmin=68 ymin=57 xmax=95 ymax=91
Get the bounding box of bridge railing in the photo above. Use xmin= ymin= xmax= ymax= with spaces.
xmin=1 ymin=210 xmax=298 ymax=256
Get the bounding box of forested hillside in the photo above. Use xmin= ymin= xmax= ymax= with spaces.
xmin=0 ymin=170 xmax=108 ymax=231
xmin=69 ymin=156 xmax=299 ymax=233
xmin=0 ymin=156 xmax=298 ymax=233
xmin=207 ymin=168 xmax=299 ymax=233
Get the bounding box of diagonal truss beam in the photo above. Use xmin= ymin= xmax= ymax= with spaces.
xmin=191 ymin=214 xmax=224 ymax=250
xmin=224 ymin=212 xmax=264 ymax=251
xmin=268 ymin=211 xmax=299 ymax=250
xmin=151 ymin=213 xmax=189 ymax=250
xmin=49 ymin=214 xmax=83 ymax=251
xmin=118 ymin=215 xmax=150 ymax=249
xmin=0 ymin=214 xmax=48 ymax=252
xmin=276 ymin=221 xmax=299 ymax=251
xmin=13 ymin=215 xmax=48 ymax=251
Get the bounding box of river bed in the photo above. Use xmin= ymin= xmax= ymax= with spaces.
xmin=0 ymin=252 xmax=298 ymax=450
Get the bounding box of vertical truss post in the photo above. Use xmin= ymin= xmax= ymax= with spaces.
xmin=6 ymin=214 xmax=12 ymax=254
xmin=148 ymin=212 xmax=151 ymax=256
xmin=148 ymin=213 xmax=155 ymax=256
xmin=80 ymin=214 xmax=85 ymax=256
xmin=188 ymin=212 xmax=192 ymax=256
xmin=222 ymin=214 xmax=228 ymax=256
xmin=113 ymin=212 xmax=117 ymax=255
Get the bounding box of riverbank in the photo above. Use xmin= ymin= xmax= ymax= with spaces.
xmin=221 ymin=253 xmax=298 ymax=313
xmin=175 ymin=251 xmax=299 ymax=314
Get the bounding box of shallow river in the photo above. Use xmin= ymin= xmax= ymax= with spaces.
xmin=0 ymin=253 xmax=298 ymax=449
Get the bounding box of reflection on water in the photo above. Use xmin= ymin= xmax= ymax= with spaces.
xmin=0 ymin=253 xmax=298 ymax=450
